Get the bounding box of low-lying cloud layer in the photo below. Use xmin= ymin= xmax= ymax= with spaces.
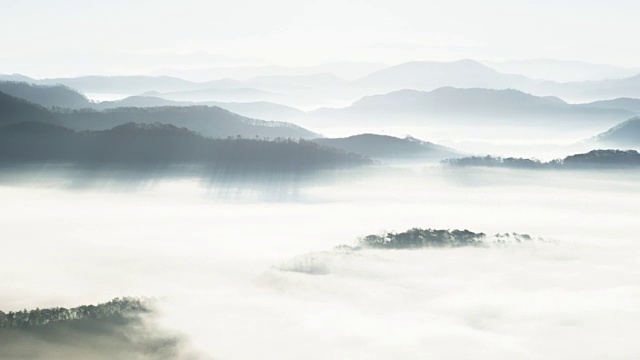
xmin=1 ymin=167 xmax=638 ymax=359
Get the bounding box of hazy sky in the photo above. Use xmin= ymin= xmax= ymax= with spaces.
xmin=2 ymin=0 xmax=640 ymax=76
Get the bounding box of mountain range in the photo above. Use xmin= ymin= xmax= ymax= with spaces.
xmin=6 ymin=59 xmax=640 ymax=107
xmin=0 ymin=90 xmax=317 ymax=139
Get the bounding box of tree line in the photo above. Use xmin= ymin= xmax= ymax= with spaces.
xmin=0 ymin=297 xmax=149 ymax=328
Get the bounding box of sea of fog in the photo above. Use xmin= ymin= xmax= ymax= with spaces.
xmin=1 ymin=166 xmax=639 ymax=359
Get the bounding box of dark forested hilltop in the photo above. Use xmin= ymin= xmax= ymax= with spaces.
xmin=0 ymin=121 xmax=369 ymax=171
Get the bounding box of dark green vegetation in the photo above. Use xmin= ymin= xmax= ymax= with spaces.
xmin=0 ymin=298 xmax=187 ymax=360
xmin=312 ymin=134 xmax=458 ymax=161
xmin=0 ymin=121 xmax=368 ymax=170
xmin=443 ymin=149 xmax=640 ymax=169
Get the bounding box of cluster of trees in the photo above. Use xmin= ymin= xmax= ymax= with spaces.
xmin=442 ymin=155 xmax=549 ymax=168
xmin=0 ymin=297 xmax=149 ymax=329
xmin=353 ymin=229 xmax=539 ymax=249
xmin=443 ymin=150 xmax=640 ymax=169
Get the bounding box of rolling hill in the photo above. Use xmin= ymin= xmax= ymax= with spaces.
xmin=591 ymin=117 xmax=640 ymax=147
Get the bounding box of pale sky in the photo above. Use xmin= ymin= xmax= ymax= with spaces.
xmin=1 ymin=0 xmax=640 ymax=77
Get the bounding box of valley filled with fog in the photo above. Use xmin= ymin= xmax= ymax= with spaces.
xmin=1 ymin=165 xmax=639 ymax=359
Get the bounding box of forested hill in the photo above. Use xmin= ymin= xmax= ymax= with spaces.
xmin=0 ymin=121 xmax=369 ymax=171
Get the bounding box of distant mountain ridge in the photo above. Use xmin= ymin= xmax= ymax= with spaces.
xmin=58 ymin=106 xmax=318 ymax=139
xmin=310 ymin=87 xmax=633 ymax=126
xmin=354 ymin=59 xmax=533 ymax=93
xmin=8 ymin=59 xmax=640 ymax=105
